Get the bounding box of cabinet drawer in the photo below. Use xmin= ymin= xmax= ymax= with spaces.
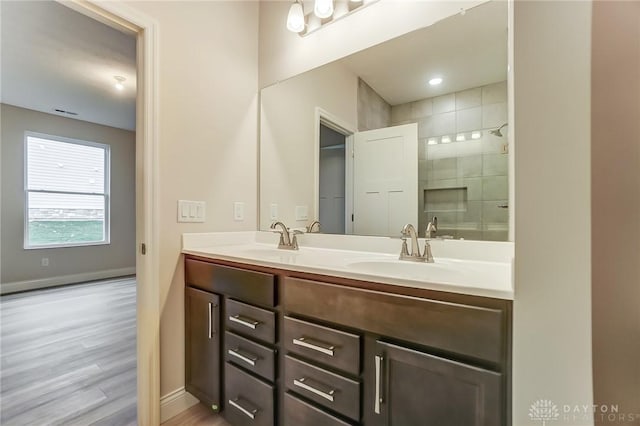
xmin=185 ymin=259 xmax=276 ymax=307
xmin=225 ymin=331 xmax=276 ymax=382
xmin=285 ymin=355 xmax=360 ymax=421
xmin=226 ymin=299 xmax=276 ymax=344
xmin=284 ymin=277 xmax=506 ymax=364
xmin=284 ymin=392 xmax=354 ymax=426
xmin=224 ymin=363 xmax=274 ymax=426
xmin=284 ymin=316 xmax=360 ymax=376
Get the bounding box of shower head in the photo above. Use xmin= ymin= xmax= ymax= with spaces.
xmin=490 ymin=123 xmax=508 ymax=137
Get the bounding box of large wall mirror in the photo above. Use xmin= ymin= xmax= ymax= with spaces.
xmin=260 ymin=0 xmax=509 ymax=241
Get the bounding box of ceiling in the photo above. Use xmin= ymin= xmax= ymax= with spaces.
xmin=1 ymin=1 xmax=136 ymax=131
xmin=341 ymin=1 xmax=508 ymax=105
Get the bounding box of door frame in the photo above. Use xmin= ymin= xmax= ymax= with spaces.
xmin=314 ymin=108 xmax=356 ymax=234
xmin=61 ymin=1 xmax=160 ymax=424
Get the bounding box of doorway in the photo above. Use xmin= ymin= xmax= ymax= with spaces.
xmin=319 ymin=123 xmax=347 ymax=234
xmin=48 ymin=2 xmax=159 ymax=424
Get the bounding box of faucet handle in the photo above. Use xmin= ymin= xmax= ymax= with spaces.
xmin=399 ymin=236 xmax=410 ymax=260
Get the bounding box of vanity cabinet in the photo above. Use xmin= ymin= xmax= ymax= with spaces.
xmin=185 ymin=286 xmax=221 ymax=408
xmin=185 ymin=258 xmax=278 ymax=425
xmin=184 ymin=256 xmax=511 ymax=426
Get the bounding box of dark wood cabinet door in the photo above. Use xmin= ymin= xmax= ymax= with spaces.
xmin=370 ymin=341 xmax=502 ymax=426
xmin=185 ymin=286 xmax=221 ymax=410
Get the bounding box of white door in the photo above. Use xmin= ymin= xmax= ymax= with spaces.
xmin=352 ymin=123 xmax=418 ymax=237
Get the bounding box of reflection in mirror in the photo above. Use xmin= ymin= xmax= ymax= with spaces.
xmin=260 ymin=1 xmax=509 ymax=241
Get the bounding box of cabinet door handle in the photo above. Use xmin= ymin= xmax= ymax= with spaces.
xmin=229 ymin=314 xmax=260 ymax=330
xmin=228 ymin=397 xmax=258 ymax=420
xmin=227 ymin=348 xmax=258 ymax=366
xmin=375 ymin=355 xmax=384 ymax=414
xmin=292 ymin=337 xmax=335 ymax=356
xmin=293 ymin=377 xmax=335 ymax=402
xmin=207 ymin=302 xmax=212 ymax=339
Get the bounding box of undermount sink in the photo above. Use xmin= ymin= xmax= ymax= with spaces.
xmin=227 ymin=246 xmax=301 ymax=258
xmin=346 ymin=259 xmax=456 ymax=278
xmin=344 ymin=257 xmax=509 ymax=287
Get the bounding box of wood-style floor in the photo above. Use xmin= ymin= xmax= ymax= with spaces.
xmin=161 ymin=403 xmax=230 ymax=426
xmin=0 ymin=277 xmax=137 ymax=425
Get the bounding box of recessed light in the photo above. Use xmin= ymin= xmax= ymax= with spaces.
xmin=429 ymin=77 xmax=443 ymax=86
xmin=427 ymin=138 xmax=438 ymax=145
xmin=441 ymin=135 xmax=451 ymax=144
xmin=471 ymin=131 xmax=482 ymax=140
xmin=456 ymin=134 xmax=466 ymax=142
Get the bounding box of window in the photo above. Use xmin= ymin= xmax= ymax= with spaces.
xmin=25 ymin=133 xmax=110 ymax=248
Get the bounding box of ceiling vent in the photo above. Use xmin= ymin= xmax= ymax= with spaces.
xmin=53 ymin=108 xmax=78 ymax=116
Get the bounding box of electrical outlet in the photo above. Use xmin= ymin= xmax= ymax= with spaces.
xmin=270 ymin=204 xmax=278 ymax=221
xmin=234 ymin=202 xmax=244 ymax=221
xmin=501 ymin=143 xmax=509 ymax=154
xmin=41 ymin=258 xmax=49 ymax=267
xmin=295 ymin=205 xmax=308 ymax=221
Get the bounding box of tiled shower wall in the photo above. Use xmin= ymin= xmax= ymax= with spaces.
xmin=390 ymin=81 xmax=509 ymax=241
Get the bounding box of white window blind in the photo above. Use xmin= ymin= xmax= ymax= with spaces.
xmin=25 ymin=133 xmax=110 ymax=248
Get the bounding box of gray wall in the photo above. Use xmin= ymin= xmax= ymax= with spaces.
xmin=357 ymin=78 xmax=391 ymax=131
xmin=1 ymin=104 xmax=135 ymax=285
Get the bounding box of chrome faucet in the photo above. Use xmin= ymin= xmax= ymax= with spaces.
xmin=399 ymin=223 xmax=435 ymax=263
xmin=270 ymin=221 xmax=301 ymax=250
xmin=426 ymin=216 xmax=437 ymax=239
xmin=306 ymin=220 xmax=321 ymax=233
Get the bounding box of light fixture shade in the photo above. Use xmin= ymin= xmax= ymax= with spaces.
xmin=314 ymin=0 xmax=334 ymax=19
xmin=286 ymin=1 xmax=305 ymax=33
xmin=114 ymin=76 xmax=126 ymax=91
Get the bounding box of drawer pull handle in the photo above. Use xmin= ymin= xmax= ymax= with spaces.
xmin=294 ymin=377 xmax=335 ymax=402
xmin=375 ymin=355 xmax=384 ymax=414
xmin=207 ymin=303 xmax=213 ymax=339
xmin=229 ymin=397 xmax=258 ymax=420
xmin=292 ymin=337 xmax=335 ymax=356
xmin=227 ymin=348 xmax=258 ymax=366
xmin=229 ymin=314 xmax=260 ymax=330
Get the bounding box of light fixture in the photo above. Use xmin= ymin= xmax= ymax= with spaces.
xmin=286 ymin=0 xmax=305 ymax=33
xmin=427 ymin=138 xmax=438 ymax=145
xmin=314 ymin=0 xmax=334 ymax=19
xmin=428 ymin=77 xmax=443 ymax=86
xmin=285 ymin=0 xmax=377 ymax=36
xmin=441 ymin=135 xmax=451 ymax=144
xmin=456 ymin=134 xmax=466 ymax=142
xmin=471 ymin=131 xmax=482 ymax=140
xmin=114 ymin=76 xmax=126 ymax=91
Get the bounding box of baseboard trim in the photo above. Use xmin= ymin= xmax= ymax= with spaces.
xmin=0 ymin=267 xmax=136 ymax=295
xmin=160 ymin=387 xmax=200 ymax=423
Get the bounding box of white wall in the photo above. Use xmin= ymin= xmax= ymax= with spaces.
xmin=258 ymin=0 xmax=487 ymax=88
xmin=260 ymin=60 xmax=357 ymax=229
xmin=513 ymin=1 xmax=593 ymax=425
xmin=123 ymin=1 xmax=259 ymax=398
xmin=0 ymin=104 xmax=135 ymax=289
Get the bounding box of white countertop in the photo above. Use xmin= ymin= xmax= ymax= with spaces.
xmin=182 ymin=231 xmax=514 ymax=300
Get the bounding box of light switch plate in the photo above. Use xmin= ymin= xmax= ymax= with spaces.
xmin=178 ymin=200 xmax=205 ymax=223
xmin=270 ymin=204 xmax=278 ymax=221
xmin=234 ymin=202 xmax=244 ymax=221
xmin=295 ymin=205 xmax=308 ymax=221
